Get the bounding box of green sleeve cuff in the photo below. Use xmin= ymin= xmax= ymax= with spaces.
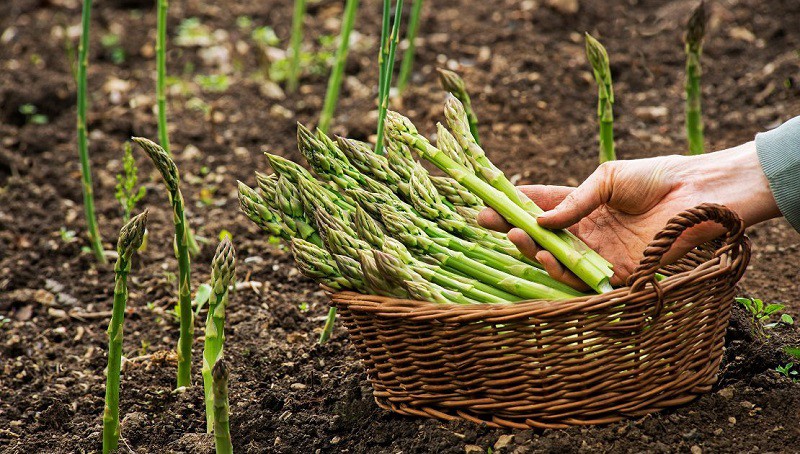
xmin=756 ymin=116 xmax=800 ymax=232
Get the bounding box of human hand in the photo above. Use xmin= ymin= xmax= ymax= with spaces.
xmin=478 ymin=142 xmax=779 ymax=289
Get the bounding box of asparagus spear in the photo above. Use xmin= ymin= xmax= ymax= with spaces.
xmin=254 ymin=171 xmax=279 ymax=203
xmin=275 ymin=175 xmax=324 ymax=247
xmin=133 ymin=137 xmax=195 ymax=387
xmin=203 ymin=239 xmax=236 ymax=433
xmin=429 ymin=176 xmax=482 ymax=208
xmin=212 ymin=360 xmax=233 ymax=454
xmin=437 ymin=68 xmax=480 ymax=144
xmin=375 ymin=0 xmax=404 ymax=155
xmin=396 ymin=0 xmax=424 ymax=93
xmin=585 ymin=33 xmax=615 ymax=163
xmin=332 ymin=254 xmax=367 ymax=290
xmin=238 ymin=181 xmax=289 ymax=239
xmin=102 ymin=211 xmax=147 ymax=454
xmin=291 ymin=238 xmax=354 ymax=291
xmin=265 ymin=152 xmax=355 ymax=209
xmin=685 ymin=1 xmax=707 ymax=155
xmin=318 ymin=0 xmax=359 ymax=132
xmin=358 ymin=249 xmax=409 ymax=297
xmin=336 ymin=136 xmax=409 ymax=196
xmin=385 ymin=111 xmax=614 ymax=293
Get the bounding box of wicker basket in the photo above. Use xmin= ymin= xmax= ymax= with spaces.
xmin=327 ymin=203 xmax=751 ymax=429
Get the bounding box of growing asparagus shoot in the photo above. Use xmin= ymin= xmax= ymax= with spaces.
xmin=585 ymin=33 xmax=615 ymax=163
xmin=318 ymin=0 xmax=359 ymax=132
xmin=102 ymin=211 xmax=147 ymax=454
xmin=203 ymin=239 xmax=236 ymax=433
xmin=685 ymin=1 xmax=707 ymax=155
xmin=212 ymin=360 xmax=233 ymax=454
xmin=397 ymin=0 xmax=424 ymax=93
xmin=375 ymin=0 xmax=404 ymax=155
xmin=437 ymin=68 xmax=480 ymax=145
xmin=133 ymin=137 xmax=195 ymax=387
xmin=156 ymin=0 xmax=170 ymax=156
xmin=76 ymin=0 xmax=106 ymax=264
xmin=287 ymin=0 xmax=307 ymax=93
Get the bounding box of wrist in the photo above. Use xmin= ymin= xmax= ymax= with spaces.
xmin=688 ymin=142 xmax=781 ymax=227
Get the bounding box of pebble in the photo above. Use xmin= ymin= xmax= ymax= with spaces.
xmin=691 ymin=445 xmax=702 ymax=454
xmin=494 ymin=434 xmax=514 ymax=450
xmin=728 ymin=416 xmax=737 ymax=425
xmin=717 ymin=387 xmax=734 ymax=399
xmin=290 ymin=383 xmax=307 ymax=390
xmin=545 ymin=0 xmax=579 ymax=14
xmin=464 ymin=445 xmax=483 ymax=454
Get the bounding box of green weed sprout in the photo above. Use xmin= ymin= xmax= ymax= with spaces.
xmin=115 ymin=142 xmax=146 ymax=223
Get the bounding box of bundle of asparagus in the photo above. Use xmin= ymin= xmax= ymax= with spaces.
xmin=239 ymin=96 xmax=615 ymax=319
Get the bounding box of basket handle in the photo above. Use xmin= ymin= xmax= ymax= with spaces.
xmin=624 ymin=203 xmax=745 ymax=318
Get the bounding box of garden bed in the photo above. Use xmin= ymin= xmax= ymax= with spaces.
xmin=1 ymin=0 xmax=799 ymax=452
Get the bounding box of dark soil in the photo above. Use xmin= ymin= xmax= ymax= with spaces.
xmin=2 ymin=0 xmax=800 ymax=452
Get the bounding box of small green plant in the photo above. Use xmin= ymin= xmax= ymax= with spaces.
xmin=287 ymin=0 xmax=307 ymax=92
xmin=236 ymin=15 xmax=253 ymax=30
xmin=317 ymin=0 xmax=359 ymax=132
xmin=76 ymin=0 xmax=106 ymax=264
xmin=192 ymin=283 xmax=213 ymax=317
xmin=251 ymin=26 xmax=280 ymax=47
xmin=19 ymin=104 xmax=48 ymax=125
xmin=374 ymin=0 xmax=404 ymax=154
xmin=203 ymin=239 xmax=236 ymax=433
xmin=195 ymin=74 xmax=231 ymax=93
xmin=115 ymin=142 xmax=146 ymax=223
xmin=775 ymin=363 xmax=798 ymax=381
xmin=100 ymin=33 xmax=125 ymax=64
xmin=268 ymin=36 xmax=335 ymax=84
xmin=298 ymin=302 xmax=309 ymax=312
xmin=175 ymin=17 xmax=213 ymax=47
xmin=102 ymin=211 xmax=147 ymax=454
xmin=684 ymin=1 xmax=707 ymax=155
xmin=59 ymin=227 xmax=78 ymax=243
xmin=134 ymin=137 xmax=196 ymax=388
xmin=585 ymin=33 xmax=615 ymax=163
xmin=735 ymin=297 xmax=793 ymax=328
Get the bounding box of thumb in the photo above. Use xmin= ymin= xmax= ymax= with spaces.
xmin=537 ymin=162 xmax=615 ymax=229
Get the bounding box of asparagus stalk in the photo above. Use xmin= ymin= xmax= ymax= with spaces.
xmin=291 ymin=238 xmax=354 ymax=291
xmin=437 ymin=68 xmax=480 ymax=144
xmin=275 ymin=175 xmax=324 ymax=247
xmin=358 ymin=249 xmax=408 ymax=297
xmin=332 ymin=254 xmax=367 ymax=290
xmin=685 ymin=1 xmax=707 ymax=155
xmin=378 ymin=207 xmax=581 ymax=299
xmin=203 ymin=239 xmax=236 ymax=433
xmin=373 ymin=250 xmax=482 ymax=304
xmin=375 ymin=0 xmax=404 ymax=155
xmin=585 ymin=33 xmax=615 ymax=163
xmin=336 ymin=136 xmax=409 ymax=196
xmin=318 ymin=0 xmax=359 ymax=132
xmin=386 ymin=112 xmax=614 ymax=293
xmin=156 ymin=0 xmax=170 ymax=156
xmin=76 ymin=0 xmax=106 ymax=264
xmin=238 ymin=181 xmax=290 ymax=239
xmin=212 ymin=360 xmax=233 ymax=454
xmin=133 ymin=137 xmax=195 ymax=387
xmin=287 ymin=0 xmax=307 ymax=93
xmin=265 ymin=153 xmax=355 ymax=209
xmin=254 ymin=171 xmax=279 ymax=203
xmin=396 ymin=0 xmax=424 ymax=93
xmin=102 ymin=211 xmax=147 ymax=454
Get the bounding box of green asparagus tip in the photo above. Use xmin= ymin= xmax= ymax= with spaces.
xmin=436 ymin=68 xmax=466 ymax=94
xmin=685 ymin=1 xmax=707 ymax=50
xmin=132 ymin=137 xmax=179 ymax=193
xmin=212 ymin=238 xmax=236 ymax=291
xmin=384 ymin=111 xmax=418 ymax=139
xmin=117 ymin=210 xmax=148 ymax=258
xmin=211 ymin=357 xmax=228 ymax=383
xmin=584 ymin=33 xmax=611 ymax=79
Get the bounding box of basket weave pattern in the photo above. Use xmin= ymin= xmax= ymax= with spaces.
xmin=329 ymin=204 xmax=751 ymax=429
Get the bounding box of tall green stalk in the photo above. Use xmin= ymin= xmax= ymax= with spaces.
xmin=133 ymin=137 xmax=194 ymax=388
xmin=318 ymin=0 xmax=359 ymax=132
xmin=102 ymin=211 xmax=147 ymax=454
xmin=287 ymin=0 xmax=307 ymax=93
xmin=156 ymin=0 xmax=170 ymax=156
xmin=585 ymin=33 xmax=615 ymax=163
xmin=203 ymin=239 xmax=236 ymax=433
xmin=685 ymin=1 xmax=707 ymax=155
xmin=76 ymin=0 xmax=107 ymax=264
xmin=212 ymin=360 xmax=233 ymax=454
xmin=374 ymin=0 xmax=404 ymax=155
xmin=396 ymin=0 xmax=423 ymax=93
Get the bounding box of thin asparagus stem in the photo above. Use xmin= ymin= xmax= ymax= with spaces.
xmin=102 ymin=211 xmax=147 ymax=454
xmin=133 ymin=137 xmax=195 ymax=387
xmin=375 ymin=0 xmax=404 ymax=155
xmin=585 ymin=33 xmax=615 ymax=163
xmin=212 ymin=360 xmax=233 ymax=454
xmin=156 ymin=0 xmax=170 ymax=156
xmin=386 ymin=111 xmax=614 ymax=293
xmin=437 ymin=68 xmax=480 ymax=144
xmin=318 ymin=0 xmax=359 ymax=132
xmin=685 ymin=1 xmax=707 ymax=155
xmin=287 ymin=0 xmax=307 ymax=93
xmin=203 ymin=239 xmax=236 ymax=433
xmin=76 ymin=0 xmax=106 ymax=264
xmin=397 ymin=0 xmax=424 ymax=93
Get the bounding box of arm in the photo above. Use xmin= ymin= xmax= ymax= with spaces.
xmin=756 ymin=116 xmax=800 ymax=232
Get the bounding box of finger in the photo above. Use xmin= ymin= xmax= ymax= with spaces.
xmin=535 ymin=251 xmax=592 ymax=292
xmin=515 ymin=185 xmax=574 ymax=211
xmin=537 ymin=162 xmax=616 ymax=230
xmin=477 ymin=207 xmax=513 ymax=232
xmin=507 ymin=228 xmax=541 ymax=260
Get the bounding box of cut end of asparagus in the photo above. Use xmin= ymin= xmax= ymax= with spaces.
xmin=117 ymin=210 xmax=148 ymax=259
xmin=685 ymin=1 xmax=707 ymax=51
xmin=212 ymin=238 xmax=237 ymax=291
